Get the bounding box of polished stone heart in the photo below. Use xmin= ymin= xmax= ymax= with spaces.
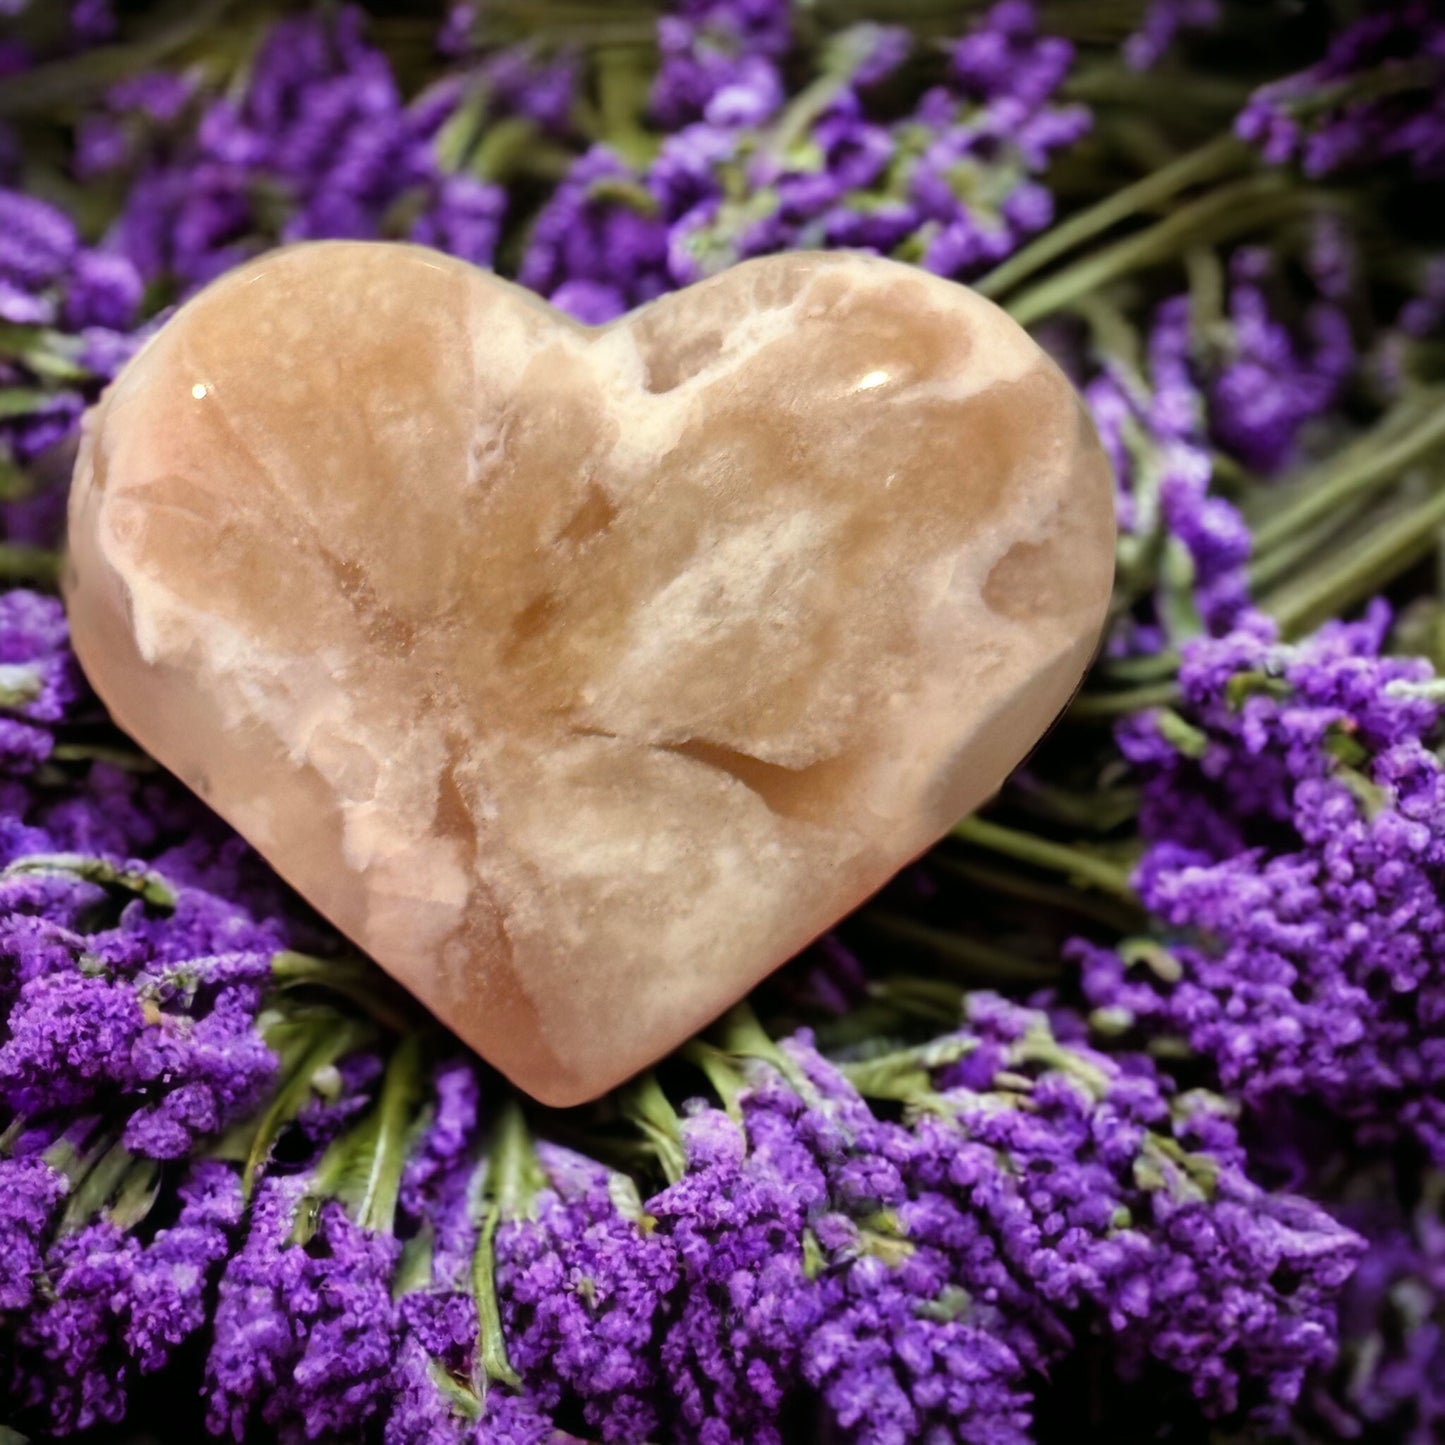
xmin=64 ymin=242 xmax=1114 ymax=1104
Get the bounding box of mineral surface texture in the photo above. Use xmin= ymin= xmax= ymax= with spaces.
xmin=64 ymin=242 xmax=1115 ymax=1104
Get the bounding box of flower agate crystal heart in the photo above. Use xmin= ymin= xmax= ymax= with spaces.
xmin=63 ymin=242 xmax=1115 ymax=1105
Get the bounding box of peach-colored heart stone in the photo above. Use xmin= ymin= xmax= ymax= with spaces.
xmin=63 ymin=241 xmax=1114 ymax=1104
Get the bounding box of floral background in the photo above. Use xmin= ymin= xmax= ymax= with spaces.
xmin=0 ymin=1 xmax=1443 ymax=1443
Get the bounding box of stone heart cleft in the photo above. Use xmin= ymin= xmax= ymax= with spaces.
xmin=63 ymin=242 xmax=1115 ymax=1105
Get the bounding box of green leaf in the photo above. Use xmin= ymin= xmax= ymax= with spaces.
xmin=0 ymin=388 xmax=58 ymax=421
xmin=270 ymin=950 xmax=427 ymax=1033
xmin=0 ymin=664 xmax=43 ymax=709
xmin=240 ymin=1012 xmax=376 ymax=1197
xmin=60 ymin=1139 xmax=132 ymax=1234
xmin=680 ymin=1040 xmax=746 ymax=1122
xmin=1119 ymin=938 xmax=1185 ymax=983
xmin=1224 ymin=670 xmax=1292 ymax=709
xmin=619 ymin=1072 xmax=688 ymax=1184
xmin=427 ymin=1360 xmax=482 ymax=1422
xmin=915 ymin=1285 xmax=972 ymax=1323
xmin=355 ymin=1032 xmax=430 ymax=1234
xmin=470 ymin=1100 xmax=536 ymax=1393
xmin=393 ymin=1224 xmax=436 ymax=1301
xmin=105 ymin=1158 xmax=163 ymax=1230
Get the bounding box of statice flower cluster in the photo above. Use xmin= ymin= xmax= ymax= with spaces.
xmin=1084 ymin=232 xmax=1357 ymax=664
xmin=1239 ymin=1 xmax=1445 ymax=179
xmin=1080 ymin=604 xmax=1445 ymax=1161
xmin=7 ymin=1160 xmax=242 ymax=1434
xmin=0 ymin=593 xmax=300 ymax=1154
xmin=0 ymin=593 xmax=327 ymax=1432
xmin=0 ymin=189 xmax=145 ymax=464
xmin=1085 ymin=294 xmax=1252 ymax=644
xmin=522 ymin=0 xmax=1089 ymax=322
xmin=78 ymin=8 xmax=509 ymax=297
xmin=1123 ymin=0 xmax=1221 ymax=71
xmin=1309 ymin=1180 xmax=1445 ymax=1443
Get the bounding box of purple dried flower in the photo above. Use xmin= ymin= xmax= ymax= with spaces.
xmin=1310 ymin=1185 xmax=1445 ymax=1442
xmin=500 ymin=1144 xmax=678 ymax=1442
xmin=0 ymin=1154 xmax=68 ymax=1312
xmin=0 ymin=189 xmax=78 ymax=288
xmin=645 ymin=1102 xmax=824 ymax=1445
xmin=1124 ymin=0 xmax=1220 ymax=71
xmin=1086 ymin=606 xmax=1445 ymax=1160
xmin=207 ymin=1180 xmax=401 ymax=1443
xmin=651 ymin=0 xmax=791 ymax=129
xmin=8 ymin=1217 xmax=139 ymax=1433
xmin=951 ymin=1 xmax=1074 ymax=109
xmin=1207 ymin=249 xmax=1353 ymax=473
xmin=519 ymin=146 xmax=671 ymax=312
xmin=1238 ymin=3 xmax=1445 ymax=179
xmin=0 ymin=969 xmax=147 ymax=1116
xmin=125 ymin=1161 xmax=244 ymax=1370
xmin=410 ymin=175 xmax=507 ymax=269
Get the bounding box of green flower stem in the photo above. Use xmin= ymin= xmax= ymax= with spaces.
xmin=810 ymin=1000 xmax=916 ymax=1054
xmin=849 ymin=908 xmax=1061 ymax=987
xmin=0 ymin=324 xmax=91 ymax=383
xmin=594 ymin=42 xmax=657 ymax=168
xmin=240 ymin=1010 xmax=376 ymax=1196
xmin=1135 ymin=1132 xmax=1220 ymax=1202
xmin=475 ymin=118 xmax=571 ymax=185
xmin=929 ymin=853 xmax=1147 ymax=933
xmin=977 ymin=133 xmax=1250 ymax=302
xmin=393 ymin=1224 xmax=435 ymax=1302
xmin=1067 ymin=679 xmax=1183 ymax=720
xmin=1153 ymin=708 xmax=1209 ymax=759
xmin=869 ymin=973 xmax=965 ymax=1025
xmin=271 ymin=950 xmax=428 ymax=1035
xmin=1096 ymin=648 xmax=1182 ymax=684
xmin=427 ymin=1361 xmax=484 ymax=1423
xmin=1248 ymin=497 xmax=1376 ymax=593
xmin=1387 ymin=677 xmax=1445 ymax=702
xmin=40 ymin=1131 xmax=84 ymax=1178
xmin=2 ymin=852 xmax=177 ymax=910
xmin=1005 ymin=777 xmax=1143 ymax=834
xmin=471 ymin=1100 xmax=539 ymax=1393
xmin=355 ymin=1032 xmax=429 ymax=1235
xmin=0 ymin=387 xmax=63 ymax=420
xmin=1005 ymin=175 xmax=1322 ymax=328
xmin=840 ymin=1033 xmax=978 ymax=1103
xmin=715 ymin=999 xmax=814 ymax=1097
xmin=1063 ymin=66 xmax=1251 ymax=114
xmin=951 ymin=815 xmax=1138 ymax=902
xmin=1072 ymin=292 xmax=1144 ymax=374
xmin=48 ymin=740 xmax=157 ymax=771
xmin=1011 ymin=1033 xmax=1113 ymax=1100
xmin=762 ymin=24 xmax=887 ymax=162
xmin=681 ymin=1040 xmax=746 ymax=1122
xmin=0 ymin=542 xmax=61 ymax=586
xmin=1263 ymin=478 xmax=1445 ymax=638
xmin=620 ymin=1071 xmax=689 ymax=1184
xmin=1249 ymin=393 xmax=1445 ymax=557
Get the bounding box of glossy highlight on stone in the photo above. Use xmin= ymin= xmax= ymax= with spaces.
xmin=63 ymin=242 xmax=1115 ymax=1105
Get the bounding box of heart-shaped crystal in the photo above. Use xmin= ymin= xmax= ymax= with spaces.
xmin=64 ymin=243 xmax=1114 ymax=1104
